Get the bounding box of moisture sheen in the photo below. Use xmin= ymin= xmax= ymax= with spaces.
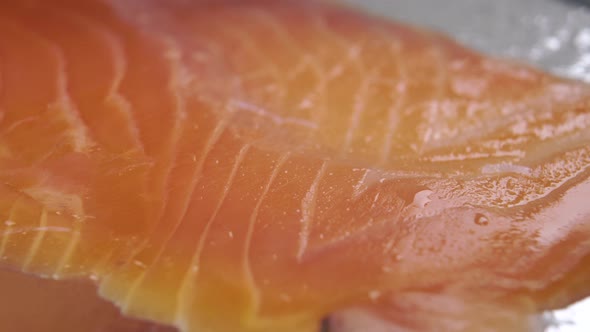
xmin=0 ymin=1 xmax=589 ymax=332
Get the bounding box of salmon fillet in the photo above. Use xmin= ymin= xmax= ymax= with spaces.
xmin=0 ymin=1 xmax=589 ymax=331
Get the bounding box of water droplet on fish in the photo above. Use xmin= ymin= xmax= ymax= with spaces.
xmin=481 ymin=163 xmax=532 ymax=176
xmin=412 ymin=190 xmax=433 ymax=208
xmin=474 ymin=213 xmax=489 ymax=226
xmin=368 ymin=290 xmax=381 ymax=301
xmin=133 ymin=260 xmax=147 ymax=268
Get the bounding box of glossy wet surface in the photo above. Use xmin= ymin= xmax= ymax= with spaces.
xmin=0 ymin=1 xmax=588 ymax=332
xmin=344 ymin=1 xmax=590 ymax=331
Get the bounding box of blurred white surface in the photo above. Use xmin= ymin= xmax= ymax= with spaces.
xmin=343 ymin=0 xmax=590 ymax=82
xmin=546 ymin=297 xmax=590 ymax=331
xmin=341 ymin=1 xmax=590 ymax=331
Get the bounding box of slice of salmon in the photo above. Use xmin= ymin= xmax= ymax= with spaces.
xmin=0 ymin=0 xmax=589 ymax=331
xmin=0 ymin=268 xmax=175 ymax=332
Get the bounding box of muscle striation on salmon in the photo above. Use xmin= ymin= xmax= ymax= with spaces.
xmin=0 ymin=0 xmax=589 ymax=331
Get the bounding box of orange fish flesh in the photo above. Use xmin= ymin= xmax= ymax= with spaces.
xmin=0 ymin=1 xmax=589 ymax=331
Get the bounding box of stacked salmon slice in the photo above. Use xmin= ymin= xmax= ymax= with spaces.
xmin=0 ymin=1 xmax=589 ymax=331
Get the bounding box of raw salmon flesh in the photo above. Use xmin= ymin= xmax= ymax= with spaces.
xmin=0 ymin=1 xmax=589 ymax=331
